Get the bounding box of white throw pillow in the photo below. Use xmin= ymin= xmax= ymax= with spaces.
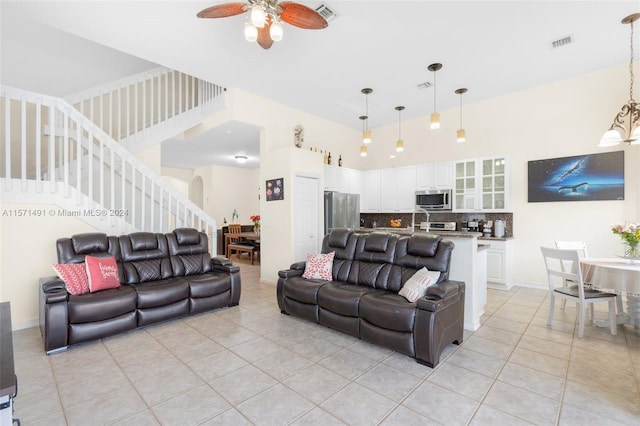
xmin=398 ymin=267 xmax=441 ymax=302
xmin=301 ymin=251 xmax=335 ymax=281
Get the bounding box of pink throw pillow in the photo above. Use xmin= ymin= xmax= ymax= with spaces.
xmin=85 ymin=256 xmax=121 ymax=292
xmin=301 ymin=252 xmax=335 ymax=281
xmin=52 ymin=263 xmax=90 ymax=295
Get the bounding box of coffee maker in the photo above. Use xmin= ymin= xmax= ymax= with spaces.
xmin=465 ymin=219 xmax=480 ymax=232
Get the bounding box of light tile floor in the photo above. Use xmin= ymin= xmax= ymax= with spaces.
xmin=12 ymin=259 xmax=640 ymax=425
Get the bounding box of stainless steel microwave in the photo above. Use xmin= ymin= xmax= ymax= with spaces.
xmin=415 ymin=189 xmax=452 ymax=211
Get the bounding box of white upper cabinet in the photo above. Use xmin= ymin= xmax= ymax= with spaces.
xmin=416 ymin=161 xmax=453 ymax=189
xmin=454 ymin=157 xmax=510 ymax=212
xmin=397 ymin=166 xmax=418 ymax=212
xmin=361 ymin=169 xmax=382 ymax=212
xmin=324 ymin=166 xmax=362 ymax=194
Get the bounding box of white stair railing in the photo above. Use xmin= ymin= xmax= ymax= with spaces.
xmin=1 ymin=86 xmax=217 ymax=252
xmin=64 ymin=67 xmax=226 ymax=151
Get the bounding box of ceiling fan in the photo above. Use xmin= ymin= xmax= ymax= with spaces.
xmin=197 ymin=0 xmax=328 ymax=50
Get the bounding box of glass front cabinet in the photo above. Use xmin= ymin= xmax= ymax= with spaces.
xmin=455 ymin=157 xmax=509 ymax=212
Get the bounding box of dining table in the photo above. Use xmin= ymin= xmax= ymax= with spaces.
xmin=580 ymin=257 xmax=640 ymax=328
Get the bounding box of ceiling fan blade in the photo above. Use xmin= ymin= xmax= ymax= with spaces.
xmin=257 ymin=22 xmax=274 ymax=50
xmin=279 ymin=2 xmax=328 ymax=29
xmin=197 ymin=3 xmax=247 ymax=18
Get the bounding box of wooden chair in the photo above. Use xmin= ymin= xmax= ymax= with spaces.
xmin=541 ymin=247 xmax=617 ymax=337
xmin=227 ymin=224 xmax=258 ymax=264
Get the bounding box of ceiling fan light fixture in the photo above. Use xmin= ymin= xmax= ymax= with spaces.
xmin=250 ymin=5 xmax=267 ymax=28
xmin=270 ymin=18 xmax=284 ymax=41
xmin=244 ymin=22 xmax=258 ymax=42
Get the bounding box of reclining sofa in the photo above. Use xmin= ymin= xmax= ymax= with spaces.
xmin=40 ymin=228 xmax=241 ymax=353
xmin=277 ymin=229 xmax=465 ymax=367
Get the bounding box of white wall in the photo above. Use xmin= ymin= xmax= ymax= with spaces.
xmin=360 ymin=63 xmax=639 ymax=288
xmin=0 ymin=203 xmax=98 ymax=327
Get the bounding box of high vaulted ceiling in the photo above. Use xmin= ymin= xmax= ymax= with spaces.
xmin=2 ymin=1 xmax=639 ymax=169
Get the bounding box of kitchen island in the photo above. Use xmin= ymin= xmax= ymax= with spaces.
xmin=358 ymin=228 xmax=486 ymax=330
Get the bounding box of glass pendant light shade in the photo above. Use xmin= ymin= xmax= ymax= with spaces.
xmin=360 ymin=145 xmax=367 ymax=157
xmin=395 ymin=105 xmax=405 ymax=152
xmin=244 ymin=22 xmax=258 ymax=42
xmin=362 ymin=129 xmax=372 ymax=144
xmin=456 ymin=129 xmax=466 ymax=143
xmin=631 ymin=125 xmax=640 ymax=144
xmin=430 ymin=112 xmax=440 ymax=129
xmin=270 ymin=19 xmax=283 ymax=41
xmin=598 ymin=129 xmax=622 ymax=147
xmin=455 ymin=88 xmax=468 ymax=142
xmin=250 ymin=5 xmax=266 ymax=28
xmin=396 ymin=139 xmax=404 ymax=152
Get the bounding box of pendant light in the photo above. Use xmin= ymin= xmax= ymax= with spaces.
xmin=359 ymin=116 xmax=368 ymax=156
xmin=361 ymin=88 xmax=373 ymax=144
xmin=455 ymin=88 xmax=468 ymax=143
xmin=428 ymin=63 xmax=442 ymax=129
xmin=599 ymin=13 xmax=640 ymax=146
xmin=395 ymin=106 xmax=405 ymax=152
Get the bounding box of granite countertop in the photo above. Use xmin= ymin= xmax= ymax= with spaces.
xmin=356 ymin=228 xmax=484 ymax=239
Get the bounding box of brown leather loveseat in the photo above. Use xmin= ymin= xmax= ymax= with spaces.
xmin=277 ymin=229 xmax=465 ymax=367
xmin=40 ymin=228 xmax=241 ymax=354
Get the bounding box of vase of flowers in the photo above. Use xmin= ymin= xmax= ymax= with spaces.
xmin=612 ymin=222 xmax=640 ymax=259
xmin=251 ymin=215 xmax=261 ymax=235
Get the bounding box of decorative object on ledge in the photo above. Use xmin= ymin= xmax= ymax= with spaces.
xmin=361 ymin=88 xmax=373 ymax=144
xmin=359 ymin=116 xmax=368 ymax=157
xmin=265 ymin=178 xmax=284 ymax=201
xmin=294 ymin=124 xmax=304 ymax=147
xmin=612 ymin=222 xmax=640 ymax=260
xmin=527 ymin=151 xmax=624 ymax=202
xmin=428 ymin=63 xmax=443 ymax=130
xmin=395 ymin=106 xmax=405 ymax=152
xmin=197 ymin=0 xmax=328 ymax=50
xmin=599 ymin=13 xmax=640 ymax=146
xmin=455 ymin=88 xmax=468 ymax=143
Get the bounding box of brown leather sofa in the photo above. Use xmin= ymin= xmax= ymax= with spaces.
xmin=39 ymin=228 xmax=241 ymax=354
xmin=277 ymin=229 xmax=465 ymax=367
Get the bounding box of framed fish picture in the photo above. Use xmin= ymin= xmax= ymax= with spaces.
xmin=528 ymin=151 xmax=624 ymax=202
xmin=265 ymin=178 xmax=284 ymax=201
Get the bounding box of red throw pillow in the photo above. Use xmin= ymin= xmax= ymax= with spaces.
xmin=301 ymin=251 xmax=335 ymax=281
xmin=52 ymin=263 xmax=90 ymax=295
xmin=85 ymin=256 xmax=121 ymax=292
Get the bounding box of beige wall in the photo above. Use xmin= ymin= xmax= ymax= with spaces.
xmin=0 ymin=203 xmax=98 ymax=327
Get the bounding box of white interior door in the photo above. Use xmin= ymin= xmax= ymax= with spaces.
xmin=294 ymin=175 xmax=320 ymax=262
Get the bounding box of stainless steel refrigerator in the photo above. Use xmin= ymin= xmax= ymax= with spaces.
xmin=324 ymin=191 xmax=360 ymax=234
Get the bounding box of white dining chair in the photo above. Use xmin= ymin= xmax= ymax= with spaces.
xmin=555 ymin=240 xmax=624 ymax=316
xmin=541 ymin=247 xmax=617 ymax=337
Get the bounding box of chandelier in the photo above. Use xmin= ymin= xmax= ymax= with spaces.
xmin=599 ymin=13 xmax=640 ymax=146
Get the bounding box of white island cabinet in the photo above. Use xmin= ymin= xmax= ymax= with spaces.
xmin=485 ymin=239 xmax=514 ymax=290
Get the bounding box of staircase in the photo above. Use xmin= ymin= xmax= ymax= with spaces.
xmin=1 ymin=69 xmax=226 ymax=253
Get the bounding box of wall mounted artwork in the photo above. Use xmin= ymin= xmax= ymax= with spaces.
xmin=528 ymin=151 xmax=624 ymax=202
xmin=265 ymin=178 xmax=284 ymax=201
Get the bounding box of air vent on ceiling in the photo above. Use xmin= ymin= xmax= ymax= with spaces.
xmin=417 ymin=82 xmax=432 ymax=90
xmin=315 ymin=3 xmax=339 ymax=22
xmin=550 ymin=34 xmax=574 ymax=49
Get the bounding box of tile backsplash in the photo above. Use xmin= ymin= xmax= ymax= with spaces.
xmin=360 ymin=212 xmax=514 ymax=238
